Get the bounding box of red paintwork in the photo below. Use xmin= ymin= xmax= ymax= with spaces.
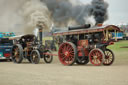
xmin=78 ymin=40 xmax=88 ymax=46
xmin=58 ymin=42 xmax=75 ymax=65
xmin=77 ymin=40 xmax=89 ymax=57
xmin=89 ymin=49 xmax=104 ymax=66
xmin=4 ymin=53 xmax=11 ymax=57
xmin=109 ymin=42 xmax=114 ymax=45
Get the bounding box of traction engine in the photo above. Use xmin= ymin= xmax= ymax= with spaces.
xmin=53 ymin=24 xmax=121 ymax=66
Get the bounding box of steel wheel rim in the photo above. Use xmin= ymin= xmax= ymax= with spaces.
xmin=44 ymin=51 xmax=52 ymax=62
xmin=89 ymin=49 xmax=104 ymax=66
xmin=58 ymin=42 xmax=76 ymax=65
xmin=103 ymin=49 xmax=114 ymax=65
xmin=31 ymin=51 xmax=39 ymax=63
xmin=12 ymin=46 xmax=20 ymax=62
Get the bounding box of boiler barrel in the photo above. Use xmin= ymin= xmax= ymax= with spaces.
xmin=68 ymin=24 xmax=91 ymax=30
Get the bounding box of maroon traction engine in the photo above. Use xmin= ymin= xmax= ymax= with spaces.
xmin=53 ymin=24 xmax=121 ymax=66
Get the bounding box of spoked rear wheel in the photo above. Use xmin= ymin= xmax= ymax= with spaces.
xmin=11 ymin=44 xmax=23 ymax=63
xmin=58 ymin=42 xmax=77 ymax=66
xmin=103 ymin=49 xmax=114 ymax=66
xmin=89 ymin=48 xmax=104 ymax=66
xmin=30 ymin=50 xmax=40 ymax=64
xmin=43 ymin=50 xmax=53 ymax=63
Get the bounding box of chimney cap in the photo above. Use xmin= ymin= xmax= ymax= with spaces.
xmin=97 ymin=23 xmax=103 ymax=26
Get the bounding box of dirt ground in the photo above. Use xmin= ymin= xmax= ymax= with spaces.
xmin=0 ymin=51 xmax=128 ymax=85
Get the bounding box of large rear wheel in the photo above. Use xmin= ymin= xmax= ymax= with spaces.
xmin=11 ymin=44 xmax=23 ymax=63
xmin=58 ymin=42 xmax=77 ymax=66
xmin=89 ymin=48 xmax=104 ymax=66
xmin=103 ymin=49 xmax=114 ymax=66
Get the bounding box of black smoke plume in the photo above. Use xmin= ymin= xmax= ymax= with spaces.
xmin=91 ymin=0 xmax=109 ymax=25
xmin=41 ymin=0 xmax=109 ymax=26
xmin=0 ymin=0 xmax=108 ymax=34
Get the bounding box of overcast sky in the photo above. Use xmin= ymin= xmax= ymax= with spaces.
xmin=80 ymin=0 xmax=128 ymax=25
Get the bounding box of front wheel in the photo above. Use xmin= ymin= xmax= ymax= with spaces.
xmin=30 ymin=50 xmax=40 ymax=64
xmin=89 ymin=48 xmax=105 ymax=66
xmin=43 ymin=50 xmax=53 ymax=63
xmin=103 ymin=49 xmax=114 ymax=66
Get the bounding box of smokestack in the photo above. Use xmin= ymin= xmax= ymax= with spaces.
xmin=39 ymin=28 xmax=43 ymax=45
xmin=36 ymin=21 xmax=44 ymax=45
xmin=96 ymin=23 xmax=103 ymax=26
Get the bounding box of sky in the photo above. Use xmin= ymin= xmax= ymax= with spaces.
xmin=80 ymin=0 xmax=128 ymax=25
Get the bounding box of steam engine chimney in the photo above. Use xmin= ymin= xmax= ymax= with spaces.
xmin=36 ymin=21 xmax=43 ymax=45
xmin=96 ymin=23 xmax=103 ymax=27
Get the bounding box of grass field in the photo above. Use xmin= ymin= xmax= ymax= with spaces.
xmin=108 ymin=40 xmax=128 ymax=51
xmin=107 ymin=40 xmax=128 ymax=65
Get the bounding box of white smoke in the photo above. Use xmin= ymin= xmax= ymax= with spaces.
xmin=0 ymin=0 xmax=52 ymax=34
xmin=22 ymin=0 xmax=52 ymax=33
xmin=0 ymin=0 xmax=25 ymax=34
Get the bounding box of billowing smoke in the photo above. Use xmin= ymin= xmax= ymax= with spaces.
xmin=0 ymin=0 xmax=108 ymax=34
xmin=41 ymin=0 xmax=109 ymax=27
xmin=91 ymin=0 xmax=109 ymax=25
xmin=0 ymin=0 xmax=52 ymax=34
xmin=22 ymin=0 xmax=52 ymax=33
xmin=0 ymin=0 xmax=26 ymax=34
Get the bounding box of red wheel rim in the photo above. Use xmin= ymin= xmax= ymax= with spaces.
xmin=103 ymin=49 xmax=114 ymax=65
xmin=58 ymin=42 xmax=76 ymax=65
xmin=89 ymin=49 xmax=104 ymax=66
